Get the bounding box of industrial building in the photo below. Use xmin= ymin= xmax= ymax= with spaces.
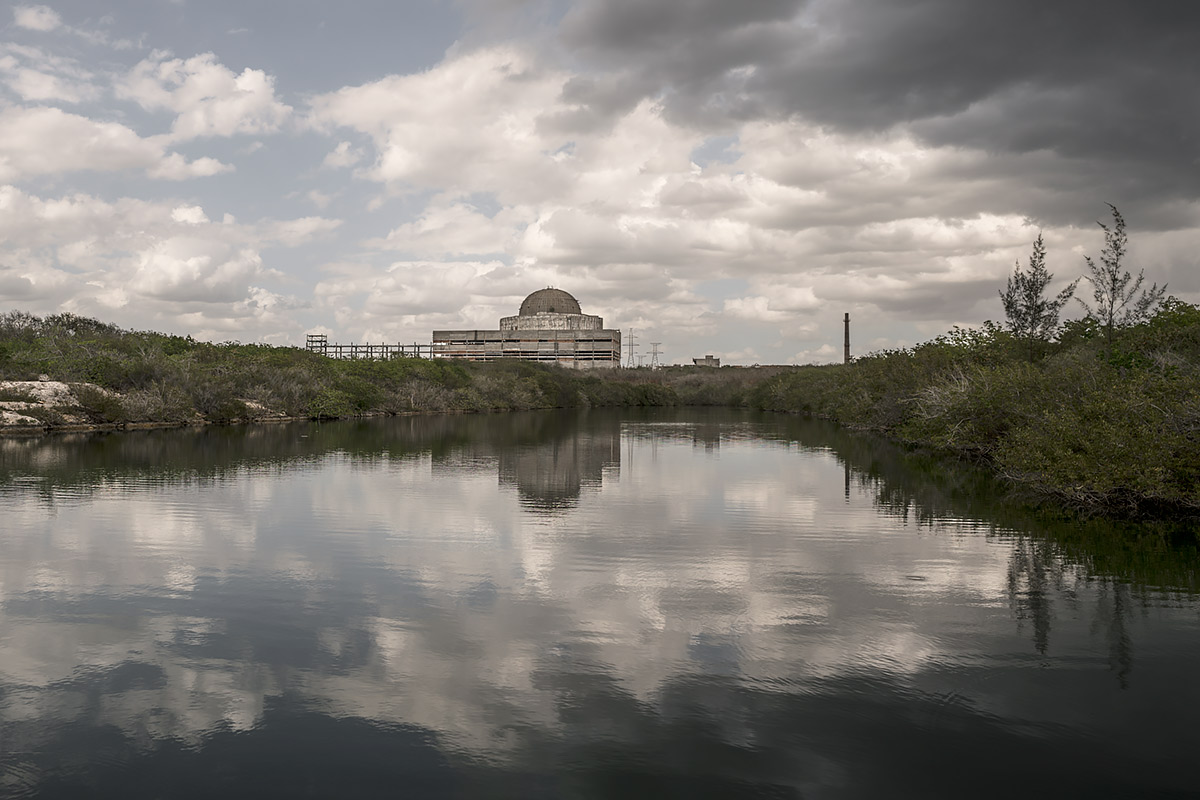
xmin=432 ymin=288 xmax=621 ymax=368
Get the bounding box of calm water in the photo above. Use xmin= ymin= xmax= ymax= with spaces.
xmin=0 ymin=408 xmax=1197 ymax=798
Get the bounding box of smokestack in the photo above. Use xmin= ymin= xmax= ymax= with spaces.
xmin=844 ymin=312 xmax=850 ymax=363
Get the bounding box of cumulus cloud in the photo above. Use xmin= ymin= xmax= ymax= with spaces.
xmin=0 ymin=43 xmax=99 ymax=103
xmin=0 ymin=185 xmax=340 ymax=339
xmin=118 ymin=51 xmax=292 ymax=141
xmin=724 ymin=288 xmax=819 ymax=322
xmin=145 ymin=152 xmax=232 ymax=180
xmin=309 ymin=46 xmax=578 ymax=201
xmin=307 ymin=43 xmax=1128 ymax=358
xmin=555 ymin=0 xmax=1200 ymax=225
xmin=132 ymin=238 xmax=264 ymax=303
xmin=321 ymin=141 xmax=363 ymax=169
xmin=371 ymin=197 xmax=527 ymax=257
xmin=310 ymin=44 xmax=1054 ymax=336
xmin=305 ymin=189 xmax=332 ymax=209
xmin=0 ymin=107 xmax=232 ymax=181
xmin=3 ymin=66 xmax=89 ymax=102
xmin=171 ymin=205 xmax=209 ymax=224
xmin=12 ymin=5 xmax=62 ymax=32
xmin=314 ymin=259 xmax=516 ymax=341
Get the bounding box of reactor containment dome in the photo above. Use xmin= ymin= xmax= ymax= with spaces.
xmin=432 ymin=289 xmax=621 ymax=368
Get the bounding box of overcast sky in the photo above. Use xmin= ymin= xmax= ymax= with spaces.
xmin=1 ymin=0 xmax=1196 ymax=364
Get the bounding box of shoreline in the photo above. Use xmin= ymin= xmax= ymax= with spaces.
xmin=4 ymin=398 xmax=1196 ymax=522
xmin=2 ymin=301 xmax=1197 ymax=519
xmin=0 ymin=405 xmax=486 ymax=437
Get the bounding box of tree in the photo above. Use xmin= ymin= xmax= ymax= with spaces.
xmin=1077 ymin=204 xmax=1166 ymax=359
xmin=1000 ymin=233 xmax=1077 ymax=361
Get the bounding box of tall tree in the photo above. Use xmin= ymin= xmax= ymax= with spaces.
xmin=1000 ymin=234 xmax=1077 ymax=361
xmin=1078 ymin=204 xmax=1166 ymax=359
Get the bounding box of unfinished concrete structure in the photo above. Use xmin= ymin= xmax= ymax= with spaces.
xmin=432 ymin=288 xmax=621 ymax=368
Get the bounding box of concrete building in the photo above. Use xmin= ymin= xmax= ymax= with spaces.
xmin=693 ymin=355 xmax=720 ymax=367
xmin=432 ymin=288 xmax=621 ymax=368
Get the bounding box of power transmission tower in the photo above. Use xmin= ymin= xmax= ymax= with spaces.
xmin=625 ymin=328 xmax=639 ymax=368
xmin=649 ymin=342 xmax=662 ymax=369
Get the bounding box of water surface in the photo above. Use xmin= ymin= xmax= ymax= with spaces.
xmin=1 ymin=408 xmax=1197 ymax=798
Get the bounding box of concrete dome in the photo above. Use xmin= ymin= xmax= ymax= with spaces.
xmin=519 ymin=288 xmax=581 ymax=316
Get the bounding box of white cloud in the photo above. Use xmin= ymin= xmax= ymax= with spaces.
xmin=0 ymin=106 xmax=232 ymax=181
xmin=0 ymin=185 xmax=341 ymax=340
xmin=306 ymin=189 xmax=332 ymax=209
xmin=791 ymin=343 xmax=838 ymax=365
xmin=314 ymin=258 xmax=536 ymax=341
xmin=118 ymin=52 xmax=292 ymax=141
xmin=4 ymin=66 xmax=90 ymax=102
xmin=13 ymin=5 xmax=61 ymax=32
xmin=309 ymin=46 xmax=574 ymax=202
xmin=0 ymin=43 xmax=99 ymax=103
xmin=723 ymin=291 xmax=819 ymax=323
xmin=132 ymin=238 xmax=264 ymax=302
xmin=259 ymin=216 xmax=342 ymax=247
xmin=171 ymin=205 xmax=209 ymax=224
xmin=146 ymin=152 xmax=233 ymax=180
xmin=321 ymin=140 xmax=363 ymax=168
xmin=370 ymin=198 xmax=527 ymax=256
xmin=300 ymin=43 xmax=1179 ymax=360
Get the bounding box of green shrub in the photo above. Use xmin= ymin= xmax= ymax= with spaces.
xmin=187 ymin=383 xmax=248 ymax=422
xmin=69 ymin=383 xmax=130 ymax=424
xmin=121 ymin=382 xmax=195 ymax=423
xmin=0 ymin=386 xmax=38 ymax=403
xmin=305 ymin=388 xmax=356 ymax=419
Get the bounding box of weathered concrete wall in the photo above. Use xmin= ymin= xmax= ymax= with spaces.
xmin=499 ymin=313 xmax=603 ymax=331
xmin=431 ymin=329 xmax=621 ymax=368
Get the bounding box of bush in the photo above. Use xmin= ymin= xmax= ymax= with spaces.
xmin=120 ymin=382 xmax=195 ymax=423
xmin=69 ymin=384 xmax=130 ymax=424
xmin=0 ymin=386 xmax=38 ymax=403
xmin=187 ymin=383 xmax=248 ymax=422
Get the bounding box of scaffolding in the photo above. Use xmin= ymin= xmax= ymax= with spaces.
xmin=305 ymin=334 xmax=433 ymax=360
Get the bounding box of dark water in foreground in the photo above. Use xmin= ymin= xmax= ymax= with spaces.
xmin=0 ymin=408 xmax=1197 ymax=799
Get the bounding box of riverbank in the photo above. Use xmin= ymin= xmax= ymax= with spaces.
xmin=747 ymin=303 xmax=1200 ymax=516
xmin=0 ymin=312 xmax=794 ymax=428
xmin=3 ymin=307 xmax=1198 ymax=516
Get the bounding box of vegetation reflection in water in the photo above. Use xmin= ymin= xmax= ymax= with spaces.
xmin=0 ymin=408 xmax=1196 ymax=798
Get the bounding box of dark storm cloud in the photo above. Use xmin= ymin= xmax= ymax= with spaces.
xmin=561 ymin=0 xmax=803 ymax=52
xmin=559 ymin=0 xmax=805 ymax=120
xmin=559 ymin=0 xmax=1200 ymax=224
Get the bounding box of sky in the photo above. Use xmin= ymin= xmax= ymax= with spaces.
xmin=0 ymin=0 xmax=1197 ymax=364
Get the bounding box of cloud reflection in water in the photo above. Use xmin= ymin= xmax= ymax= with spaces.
xmin=0 ymin=409 xmax=1197 ymax=798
